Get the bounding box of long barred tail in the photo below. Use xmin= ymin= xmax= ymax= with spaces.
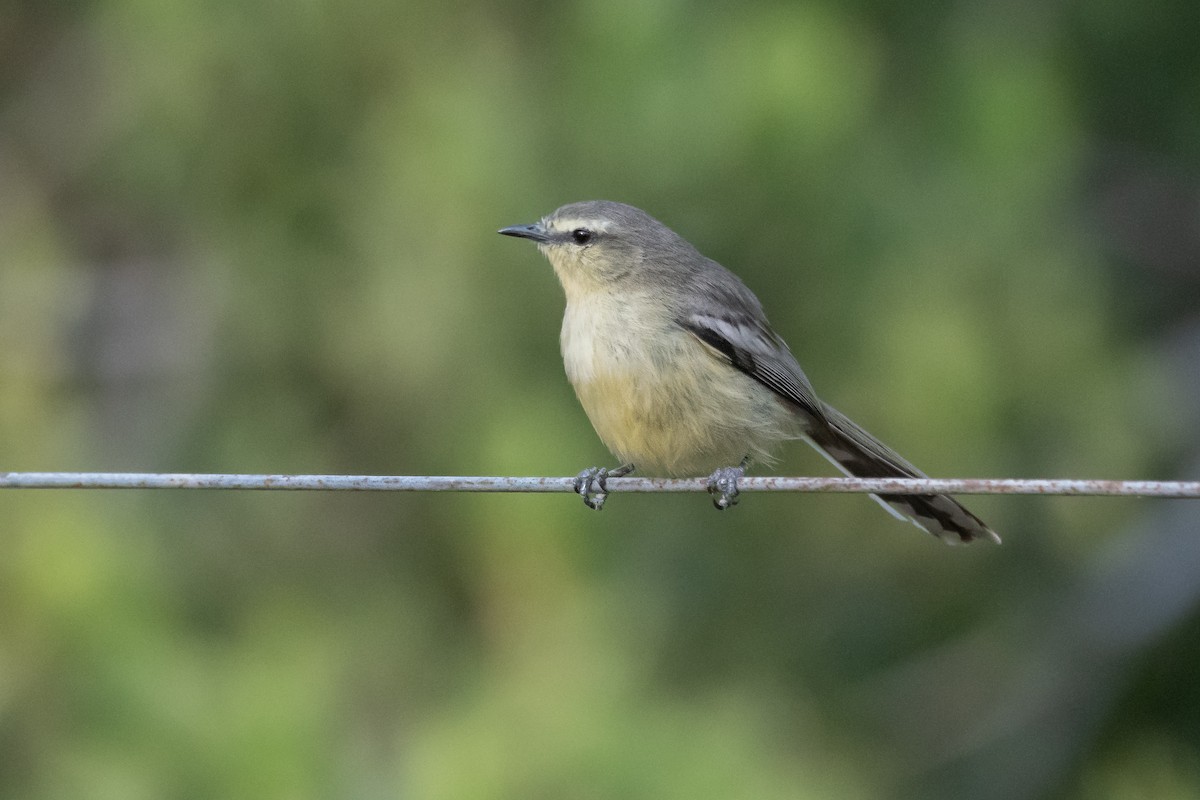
xmin=804 ymin=404 xmax=1000 ymax=545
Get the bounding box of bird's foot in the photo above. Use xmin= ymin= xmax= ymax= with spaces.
xmin=574 ymin=464 xmax=634 ymax=510
xmin=707 ymin=463 xmax=747 ymax=510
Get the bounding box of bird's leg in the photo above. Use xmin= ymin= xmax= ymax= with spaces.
xmin=574 ymin=463 xmax=635 ymax=510
xmin=707 ymin=457 xmax=750 ymax=510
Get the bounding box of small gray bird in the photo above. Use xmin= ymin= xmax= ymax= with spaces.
xmin=500 ymin=200 xmax=999 ymax=544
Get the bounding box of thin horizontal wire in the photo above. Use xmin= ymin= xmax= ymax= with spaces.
xmin=0 ymin=473 xmax=1198 ymax=497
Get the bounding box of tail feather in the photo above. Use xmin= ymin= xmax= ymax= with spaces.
xmin=805 ymin=404 xmax=1000 ymax=545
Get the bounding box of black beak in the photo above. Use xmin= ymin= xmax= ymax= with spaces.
xmin=498 ymin=222 xmax=550 ymax=243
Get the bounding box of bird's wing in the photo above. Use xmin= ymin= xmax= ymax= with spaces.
xmin=678 ymin=312 xmax=826 ymax=422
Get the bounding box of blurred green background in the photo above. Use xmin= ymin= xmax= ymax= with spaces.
xmin=2 ymin=0 xmax=1200 ymax=797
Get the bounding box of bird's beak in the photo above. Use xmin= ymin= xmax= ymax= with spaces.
xmin=498 ymin=222 xmax=550 ymax=243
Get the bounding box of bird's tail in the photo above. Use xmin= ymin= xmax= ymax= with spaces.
xmin=803 ymin=404 xmax=1000 ymax=544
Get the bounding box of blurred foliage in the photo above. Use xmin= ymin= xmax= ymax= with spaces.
xmin=2 ymin=0 xmax=1199 ymax=797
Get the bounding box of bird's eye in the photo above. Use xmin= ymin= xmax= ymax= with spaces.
xmin=571 ymin=228 xmax=593 ymax=245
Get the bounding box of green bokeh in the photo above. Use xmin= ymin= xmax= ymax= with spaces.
xmin=2 ymin=0 xmax=1199 ymax=797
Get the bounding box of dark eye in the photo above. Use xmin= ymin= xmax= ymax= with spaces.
xmin=571 ymin=228 xmax=593 ymax=245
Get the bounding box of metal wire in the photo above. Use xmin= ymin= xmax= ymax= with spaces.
xmin=1 ymin=472 xmax=1198 ymax=497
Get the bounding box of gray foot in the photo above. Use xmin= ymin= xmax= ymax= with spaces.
xmin=707 ymin=464 xmax=746 ymax=510
xmin=574 ymin=464 xmax=634 ymax=510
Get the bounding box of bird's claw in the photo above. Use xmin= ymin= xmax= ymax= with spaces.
xmin=573 ymin=464 xmax=634 ymax=510
xmin=707 ymin=464 xmax=746 ymax=510
xmin=574 ymin=466 xmax=610 ymax=510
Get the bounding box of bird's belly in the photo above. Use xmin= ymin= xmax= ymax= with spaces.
xmin=562 ymin=307 xmax=792 ymax=475
xmin=572 ymin=373 xmax=739 ymax=474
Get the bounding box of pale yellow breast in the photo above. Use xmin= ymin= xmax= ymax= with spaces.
xmin=560 ymin=294 xmax=796 ymax=475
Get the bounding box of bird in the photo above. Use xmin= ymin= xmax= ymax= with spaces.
xmin=499 ymin=200 xmax=999 ymax=544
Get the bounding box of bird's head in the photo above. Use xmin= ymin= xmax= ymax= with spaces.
xmin=500 ymin=200 xmax=692 ymax=296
